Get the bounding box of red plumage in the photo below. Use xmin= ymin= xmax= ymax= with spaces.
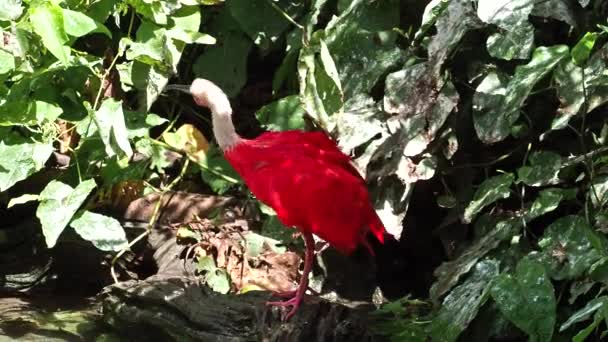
xmin=168 ymin=78 xmax=388 ymax=320
xmin=224 ymin=130 xmax=385 ymax=254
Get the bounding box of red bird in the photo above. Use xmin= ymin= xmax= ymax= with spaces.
xmin=169 ymin=78 xmax=388 ymax=319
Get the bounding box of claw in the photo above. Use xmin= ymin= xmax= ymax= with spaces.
xmin=266 ymin=296 xmax=301 ymax=320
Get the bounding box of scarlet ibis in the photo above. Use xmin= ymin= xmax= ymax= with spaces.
xmin=167 ymin=78 xmax=388 ymax=319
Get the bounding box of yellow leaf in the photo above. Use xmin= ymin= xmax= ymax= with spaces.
xmin=163 ymin=124 xmax=210 ymax=162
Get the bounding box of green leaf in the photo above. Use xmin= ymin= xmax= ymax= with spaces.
xmin=430 ymin=259 xmax=500 ymax=342
xmin=196 ymin=144 xmax=241 ymax=194
xmin=196 ymin=256 xmax=231 ymax=294
xmin=192 ymin=9 xmax=252 ymax=97
xmin=125 ymin=112 xmax=167 ymax=139
xmin=571 ymin=32 xmax=598 ymax=66
xmin=70 ymin=211 xmax=129 ymax=252
xmin=490 ymin=257 xmax=556 ymax=342
xmin=36 ymin=179 xmax=97 ymax=248
xmin=463 ymin=174 xmax=514 ymax=224
xmin=62 ymin=8 xmax=111 ymax=38
xmin=255 ymin=95 xmax=306 ymax=131
xmin=29 ymin=2 xmax=70 ymax=64
xmin=430 ymin=218 xmax=520 ymax=301
xmin=473 ymin=46 xmax=569 ymax=143
xmin=227 ymin=0 xmax=304 ymax=51
xmin=94 ymin=98 xmax=133 ymax=158
xmin=206 ymin=268 xmax=230 ymax=294
xmin=166 ymin=28 xmax=215 ymax=45
xmin=7 ymin=194 xmax=39 ymax=208
xmin=244 ymin=231 xmax=286 ymax=257
xmin=33 ymin=100 xmax=63 ymax=123
xmin=260 ymin=215 xmax=295 ymax=245
xmin=517 ymin=151 xmax=562 ymax=187
xmin=0 ymin=49 xmax=15 ymax=74
xmin=537 ymin=216 xmax=601 ymax=280
xmin=0 ymin=142 xmax=53 ymax=192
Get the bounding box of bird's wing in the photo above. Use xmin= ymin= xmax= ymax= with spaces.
xmin=249 ymin=131 xmax=364 ymax=180
xmin=224 ymin=132 xmax=383 ymax=253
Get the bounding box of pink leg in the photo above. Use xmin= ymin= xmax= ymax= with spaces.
xmin=267 ymin=232 xmax=315 ymax=320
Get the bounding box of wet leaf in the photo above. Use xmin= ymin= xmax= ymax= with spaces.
xmin=324 ymin=0 xmax=402 ymax=99
xmin=36 ymin=179 xmax=97 ymax=248
xmin=70 ymin=211 xmax=129 ymax=252
xmin=430 ymin=259 xmax=500 ymax=342
xmin=431 ymin=218 xmax=520 ymax=301
xmin=490 ymin=257 xmax=556 ymax=342
xmin=517 ymin=151 xmax=562 ymax=187
xmin=473 ymin=46 xmax=569 ymax=143
xmin=477 ymin=0 xmax=535 ymax=60
xmin=463 ymin=173 xmax=514 ymax=224
xmin=537 ymin=216 xmax=601 ymax=280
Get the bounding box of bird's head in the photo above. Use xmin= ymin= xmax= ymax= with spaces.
xmin=166 ymin=78 xmax=225 ymax=110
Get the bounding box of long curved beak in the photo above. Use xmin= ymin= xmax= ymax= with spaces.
xmin=165 ymin=84 xmax=191 ymax=94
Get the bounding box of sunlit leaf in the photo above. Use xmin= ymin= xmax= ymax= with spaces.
xmin=0 ymin=0 xmax=23 ymax=20
xmin=0 ymin=142 xmax=53 ymax=192
xmin=70 ymin=211 xmax=129 ymax=251
xmin=255 ymin=95 xmax=306 ymax=131
xmin=94 ymin=98 xmax=133 ymax=158
xmin=36 ymin=179 xmax=97 ymax=248
xmin=571 ymin=32 xmax=599 ymax=66
xmin=29 ymin=2 xmax=70 ymax=64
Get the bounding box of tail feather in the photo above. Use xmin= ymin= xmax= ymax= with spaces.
xmin=368 ymin=210 xmax=386 ymax=244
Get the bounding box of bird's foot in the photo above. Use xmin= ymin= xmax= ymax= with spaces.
xmin=272 ymin=287 xmax=319 ymax=298
xmin=266 ymin=296 xmax=302 ymax=321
